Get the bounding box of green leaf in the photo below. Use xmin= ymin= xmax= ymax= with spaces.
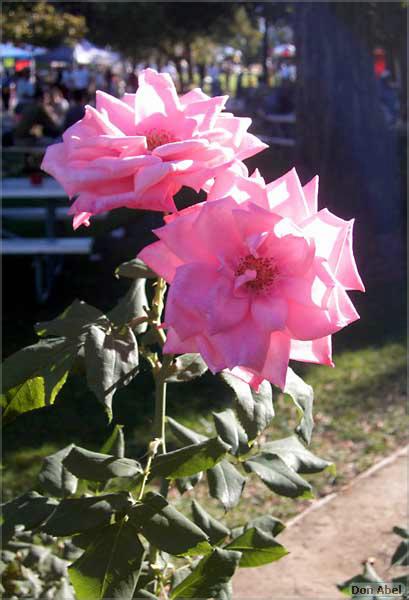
xmin=284 ymin=367 xmax=314 ymax=445
xmin=391 ymin=539 xmax=409 ymax=566
xmin=338 ymin=562 xmax=382 ymax=597
xmin=108 ymin=279 xmax=148 ymax=334
xmin=176 ymin=473 xmax=202 ymax=494
xmin=72 ymin=527 xmax=104 ymax=551
xmin=165 ymin=354 xmax=208 ymax=383
xmin=245 ymin=515 xmax=285 ymax=538
xmin=225 ymin=527 xmax=288 ymax=567
xmin=35 ymin=299 xmax=108 ymax=339
xmin=84 ymin=325 xmax=139 ymax=419
xmin=207 ymin=459 xmax=246 ymax=510
xmin=393 ymin=525 xmax=409 ymax=539
xmin=69 ymin=521 xmax=145 ymax=600
xmin=129 ymin=492 xmax=211 ymax=557
xmin=220 ymin=373 xmax=274 ymax=441
xmin=135 ymin=591 xmax=157 ymax=599
xmin=150 ymin=437 xmax=230 ymax=479
xmin=191 ymin=500 xmax=230 ymax=545
xmin=167 ymin=417 xmax=207 ymax=445
xmin=1 ymin=492 xmax=58 ymax=543
xmin=244 ymin=454 xmax=312 ymax=498
xmin=63 ymin=446 xmax=142 ymax=482
xmin=237 ymin=425 xmax=250 ymax=455
xmin=1 ymin=338 xmax=79 ymax=425
xmin=338 ymin=575 xmax=379 ymax=598
xmin=100 ymin=425 xmax=125 ymax=458
xmin=215 ymin=581 xmax=233 ymax=600
xmin=172 ymin=565 xmax=192 ymax=589
xmin=263 ymin=435 xmax=332 ymax=474
xmin=115 ymin=258 xmax=156 ymax=280
xmin=392 ymin=574 xmax=409 ymax=586
xmin=213 ymin=409 xmax=250 ymax=456
xmin=54 ymin=578 xmax=75 ymax=600
xmin=38 ymin=444 xmax=78 ymax=498
xmin=42 ymin=493 xmax=132 ymax=536
xmin=212 ymin=409 xmax=239 ymax=455
xmin=170 ymin=548 xmax=241 ymax=599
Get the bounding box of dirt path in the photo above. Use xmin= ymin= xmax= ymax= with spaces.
xmin=233 ymin=447 xmax=408 ymax=599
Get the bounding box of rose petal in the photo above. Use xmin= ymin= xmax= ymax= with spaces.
xmin=251 ymin=295 xmax=288 ymax=331
xmin=138 ymin=240 xmax=183 ymax=282
xmin=301 ymin=209 xmax=365 ymax=291
xmin=302 ymin=175 xmax=319 ymax=216
xmin=267 ymin=168 xmax=310 ymax=223
xmin=96 ymin=91 xmax=136 ymax=135
xmin=290 ymin=336 xmax=334 ymax=367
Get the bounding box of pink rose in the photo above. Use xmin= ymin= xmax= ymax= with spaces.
xmin=41 ymin=69 xmax=266 ymax=229
xmin=139 ymin=168 xmax=364 ymax=389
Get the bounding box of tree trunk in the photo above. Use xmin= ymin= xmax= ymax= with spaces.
xmin=295 ymin=3 xmax=402 ymax=274
xmin=262 ymin=12 xmax=270 ymax=82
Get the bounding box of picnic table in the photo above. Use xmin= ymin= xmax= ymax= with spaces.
xmin=256 ymin=110 xmax=296 ymax=146
xmin=1 ymin=176 xmax=93 ymax=302
xmin=2 ymin=177 xmax=68 ymax=237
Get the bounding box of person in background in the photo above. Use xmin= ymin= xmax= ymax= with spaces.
xmin=49 ymin=85 xmax=69 ymax=126
xmin=208 ymin=63 xmax=221 ymax=96
xmin=126 ymin=68 xmax=138 ymax=93
xmin=14 ymin=69 xmax=35 ymax=114
xmin=107 ymin=73 xmax=123 ymax=97
xmin=94 ymin=68 xmax=107 ymax=92
xmin=261 ymin=75 xmax=295 ymax=116
xmin=197 ymin=62 xmax=206 ymax=88
xmin=61 ymin=66 xmax=73 ymax=98
xmin=71 ymin=64 xmax=90 ymax=98
xmin=14 ymin=88 xmax=60 ymax=145
xmin=1 ymin=69 xmax=12 ymax=111
xmin=63 ymin=89 xmax=86 ymax=130
xmin=378 ymin=71 xmax=400 ymax=126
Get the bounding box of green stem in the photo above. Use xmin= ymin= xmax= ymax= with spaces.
xmin=153 ymin=373 xmax=167 ymax=452
xmin=145 ymin=277 xmax=174 ymax=598
xmin=153 ymin=354 xmax=173 ymax=454
xmin=138 ymin=438 xmax=161 ymax=501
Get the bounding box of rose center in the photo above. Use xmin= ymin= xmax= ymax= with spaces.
xmin=145 ymin=128 xmax=178 ymax=151
xmin=235 ymin=255 xmax=278 ymax=292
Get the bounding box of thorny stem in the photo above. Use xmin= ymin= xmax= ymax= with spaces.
xmin=153 ymin=353 xmax=173 ymax=454
xmin=138 ymin=438 xmax=161 ymax=501
xmin=142 ymin=277 xmax=174 ymax=598
xmin=128 ymin=315 xmax=148 ymax=330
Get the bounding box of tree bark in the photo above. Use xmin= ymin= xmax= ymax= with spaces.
xmin=295 ymin=2 xmax=402 ymax=250
xmin=262 ymin=11 xmax=271 ymax=82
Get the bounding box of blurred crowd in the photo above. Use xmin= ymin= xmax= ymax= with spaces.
xmin=1 ymin=51 xmax=402 ymax=149
xmin=1 ymin=57 xmax=300 ymax=148
xmin=1 ymin=63 xmax=137 ymax=147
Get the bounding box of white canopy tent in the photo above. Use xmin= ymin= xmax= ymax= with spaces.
xmin=73 ymin=40 xmax=120 ymax=66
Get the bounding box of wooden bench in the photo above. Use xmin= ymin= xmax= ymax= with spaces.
xmin=2 ymin=237 xmax=93 ymax=255
xmin=2 ymin=237 xmax=93 ymax=302
xmin=1 ymin=206 xmax=105 ymax=222
xmin=1 ymin=207 xmax=71 ymax=221
xmin=3 ymin=146 xmax=47 ymax=155
xmin=256 ymin=110 xmax=296 ymax=147
xmin=1 ymin=176 xmax=94 ymax=301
